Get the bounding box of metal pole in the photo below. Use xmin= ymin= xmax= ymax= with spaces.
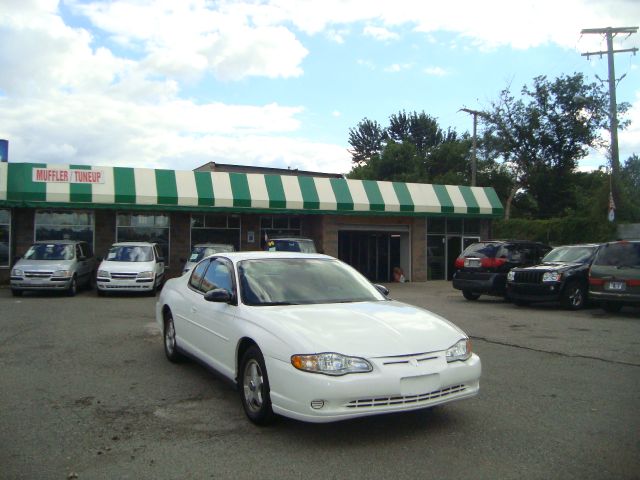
xmin=606 ymin=30 xmax=620 ymax=180
xmin=471 ymin=113 xmax=477 ymax=186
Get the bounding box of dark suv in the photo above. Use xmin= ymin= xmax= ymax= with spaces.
xmin=506 ymin=244 xmax=600 ymax=310
xmin=452 ymin=240 xmax=551 ymax=301
xmin=588 ymin=240 xmax=640 ymax=313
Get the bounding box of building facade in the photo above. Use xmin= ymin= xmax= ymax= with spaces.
xmin=0 ymin=162 xmax=503 ymax=284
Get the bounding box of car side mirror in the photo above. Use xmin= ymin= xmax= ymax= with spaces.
xmin=204 ymin=288 xmax=232 ymax=303
xmin=179 ymin=257 xmax=186 ymax=263
xmin=374 ymin=284 xmax=390 ymax=297
xmin=157 ymin=257 xmax=165 ymax=263
xmin=97 ymin=256 xmax=103 ymax=262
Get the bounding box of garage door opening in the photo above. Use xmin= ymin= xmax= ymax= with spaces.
xmin=338 ymin=230 xmax=409 ymax=282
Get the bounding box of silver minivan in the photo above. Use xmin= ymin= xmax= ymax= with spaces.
xmin=10 ymin=240 xmax=97 ymax=297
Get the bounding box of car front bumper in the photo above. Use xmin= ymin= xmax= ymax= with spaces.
xmin=10 ymin=277 xmax=73 ymax=290
xmin=96 ymin=277 xmax=154 ymax=291
xmin=507 ymin=282 xmax=563 ymax=302
xmin=265 ymin=352 xmax=481 ymax=423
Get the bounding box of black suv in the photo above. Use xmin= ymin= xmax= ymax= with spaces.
xmin=452 ymin=240 xmax=551 ymax=301
xmin=506 ymin=244 xmax=600 ymax=310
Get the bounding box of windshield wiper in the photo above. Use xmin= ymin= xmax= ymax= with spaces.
xmin=255 ymin=301 xmax=300 ymax=306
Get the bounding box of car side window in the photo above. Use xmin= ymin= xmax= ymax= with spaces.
xmin=189 ymin=260 xmax=209 ymax=291
xmin=200 ymin=259 xmax=233 ymax=294
xmin=75 ymin=244 xmax=83 ymax=259
xmin=81 ymin=243 xmax=93 ymax=258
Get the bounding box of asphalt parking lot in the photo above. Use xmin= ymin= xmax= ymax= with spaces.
xmin=1 ymin=283 xmax=638 ymax=480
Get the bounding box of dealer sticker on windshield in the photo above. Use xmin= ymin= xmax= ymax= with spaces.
xmin=606 ymin=281 xmax=626 ymax=291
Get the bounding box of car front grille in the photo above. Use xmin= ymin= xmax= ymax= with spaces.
xmin=110 ymin=273 xmax=138 ymax=279
xmin=25 ymin=271 xmax=53 ymax=278
xmin=513 ymin=271 xmax=543 ymax=284
xmin=345 ymin=384 xmax=466 ymax=409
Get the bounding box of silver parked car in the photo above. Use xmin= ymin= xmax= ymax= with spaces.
xmin=10 ymin=240 xmax=97 ymax=297
xmin=182 ymin=243 xmax=235 ymax=274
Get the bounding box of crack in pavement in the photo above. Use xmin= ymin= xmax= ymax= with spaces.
xmin=470 ymin=335 xmax=640 ymax=367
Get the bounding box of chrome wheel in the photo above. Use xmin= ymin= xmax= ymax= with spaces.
xmin=163 ymin=311 xmax=182 ymax=362
xmin=243 ymin=359 xmax=264 ymax=413
xmin=562 ymin=281 xmax=585 ymax=310
xmin=568 ymin=287 xmax=583 ymax=308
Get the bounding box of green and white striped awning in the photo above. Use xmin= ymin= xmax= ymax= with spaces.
xmin=0 ymin=162 xmax=503 ymax=217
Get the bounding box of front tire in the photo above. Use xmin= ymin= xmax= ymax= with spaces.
xmin=239 ymin=346 xmax=275 ymax=426
xmin=462 ymin=290 xmax=480 ymax=301
xmin=561 ymin=281 xmax=586 ymax=310
xmin=67 ymin=276 xmax=77 ymax=297
xmin=163 ymin=309 xmax=183 ymax=363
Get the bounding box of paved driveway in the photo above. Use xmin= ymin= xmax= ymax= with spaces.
xmin=0 ymin=283 xmax=638 ymax=480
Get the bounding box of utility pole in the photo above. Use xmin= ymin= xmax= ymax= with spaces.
xmin=581 ymin=26 xmax=638 ymax=219
xmin=459 ymin=108 xmax=488 ymax=186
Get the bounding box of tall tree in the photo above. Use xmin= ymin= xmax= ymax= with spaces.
xmin=347 ymin=118 xmax=386 ymax=166
xmin=484 ymin=73 xmax=610 ymax=219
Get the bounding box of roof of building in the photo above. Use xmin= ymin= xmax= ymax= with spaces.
xmin=194 ymin=161 xmax=343 ymax=179
xmin=0 ymin=162 xmax=504 ymax=218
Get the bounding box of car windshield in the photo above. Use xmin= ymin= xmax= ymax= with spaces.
xmin=593 ymin=242 xmax=640 ymax=267
xmin=106 ymin=245 xmax=153 ymax=262
xmin=24 ymin=243 xmax=74 ymax=261
xmin=189 ymin=245 xmax=234 ymax=263
xmin=238 ymin=258 xmax=384 ymax=306
xmin=542 ymin=246 xmax=597 ymax=264
xmin=461 ymin=242 xmax=501 ymax=258
xmin=267 ymin=239 xmax=317 ymax=253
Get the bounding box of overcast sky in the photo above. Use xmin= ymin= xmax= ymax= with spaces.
xmin=1 ymin=0 xmax=639 ymax=175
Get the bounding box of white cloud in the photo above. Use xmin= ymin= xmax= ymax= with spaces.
xmin=384 ymin=63 xmax=412 ymax=73
xmin=332 ymin=110 xmax=341 ymax=117
xmin=423 ymin=66 xmax=448 ymax=77
xmin=363 ymin=25 xmax=399 ymax=41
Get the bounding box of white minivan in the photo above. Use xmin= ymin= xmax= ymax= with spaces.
xmin=96 ymin=242 xmax=165 ymax=296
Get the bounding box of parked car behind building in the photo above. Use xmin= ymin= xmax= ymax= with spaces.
xmin=506 ymin=244 xmax=600 ymax=309
xmin=182 ymin=243 xmax=235 ymax=274
xmin=588 ymin=240 xmax=640 ymax=313
xmin=452 ymin=240 xmax=552 ymax=301
xmin=265 ymin=236 xmax=317 ymax=253
xmin=10 ymin=240 xmax=96 ymax=297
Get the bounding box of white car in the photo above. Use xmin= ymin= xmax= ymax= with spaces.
xmin=97 ymin=242 xmax=165 ymax=295
xmin=156 ymin=252 xmax=481 ymax=424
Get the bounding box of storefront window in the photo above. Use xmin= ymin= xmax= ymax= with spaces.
xmin=463 ymin=219 xmax=480 ymax=235
xmin=116 ymin=213 xmax=170 ymax=262
xmin=427 ymin=217 xmax=445 ymax=234
xmin=35 ymin=210 xmax=94 ymax=246
xmin=260 ymin=216 xmax=303 ymax=249
xmin=0 ymin=209 xmax=10 ymax=267
xmin=190 ymin=214 xmax=241 ymax=251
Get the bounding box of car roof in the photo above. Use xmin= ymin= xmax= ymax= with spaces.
xmin=550 ymin=243 xmax=601 ymax=248
xmin=111 ymin=242 xmax=157 ymax=247
xmin=33 ymin=240 xmax=82 ymax=245
xmin=210 ymin=251 xmax=332 ymax=262
xmin=193 ymin=243 xmax=234 ymax=247
xmin=269 ymin=236 xmax=314 ymax=241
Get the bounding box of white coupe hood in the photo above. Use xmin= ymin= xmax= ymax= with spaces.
xmin=249 ymin=300 xmax=465 ymax=358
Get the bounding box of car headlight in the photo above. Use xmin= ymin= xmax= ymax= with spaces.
xmin=291 ymin=353 xmax=373 ymax=376
xmin=11 ymin=269 xmax=23 ymax=276
xmin=97 ymin=270 xmax=110 ymax=278
xmin=53 ymin=270 xmax=72 ymax=277
xmin=137 ymin=271 xmax=154 ymax=279
xmin=446 ymin=339 xmax=472 ymax=363
xmin=507 ymin=271 xmax=515 ymax=281
xmin=542 ymin=271 xmax=562 ymax=282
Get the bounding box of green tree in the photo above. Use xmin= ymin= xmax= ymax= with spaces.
xmin=347 ymin=118 xmax=386 ymax=166
xmin=484 ymin=73 xmax=611 ymax=219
